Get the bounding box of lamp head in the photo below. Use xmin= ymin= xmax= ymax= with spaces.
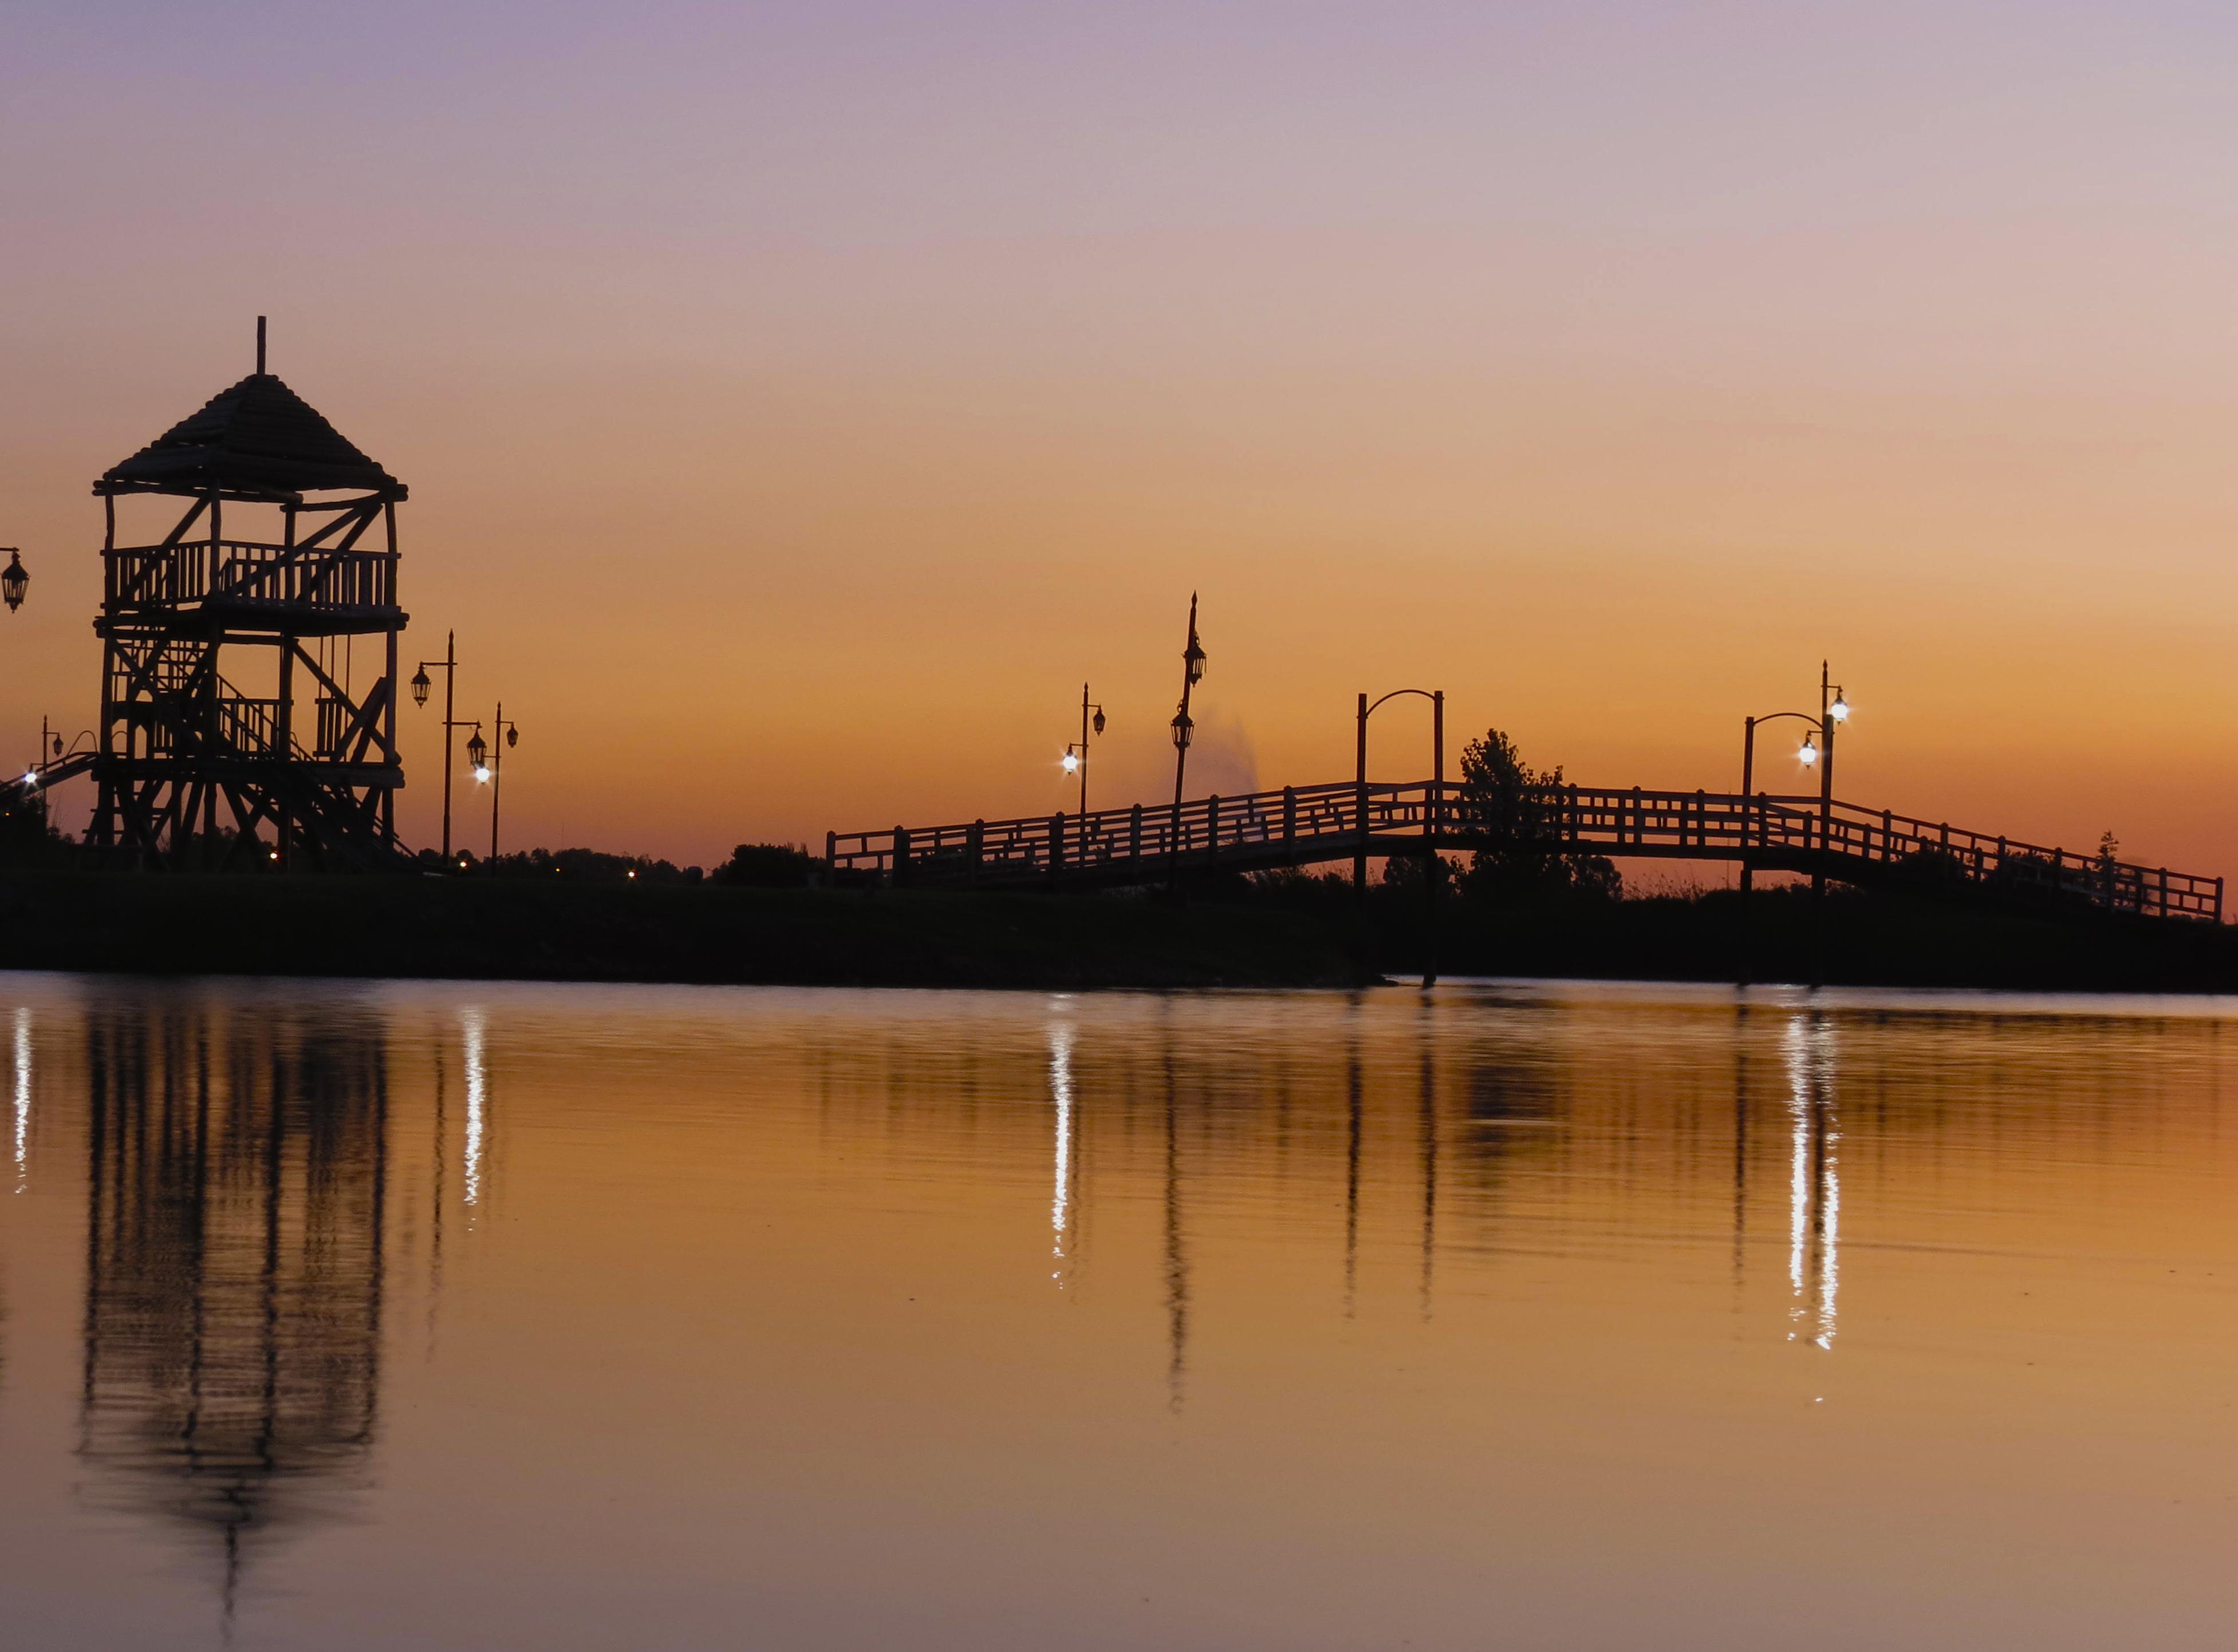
xmin=1092 ymin=707 xmax=1105 ymax=736
xmin=506 ymin=726 xmax=518 ymax=749
xmin=1 ymin=549 xmax=26 ymax=613
xmin=1171 ymin=709 xmax=1193 ymax=751
xmin=410 ymin=665 xmax=431 ymax=707
xmin=1061 ymin=751 xmax=1079 ymax=774
xmin=1798 ymin=736 xmax=1818 ymax=767
xmin=466 ymin=727 xmax=487 ymax=768
xmin=1828 ymin=689 xmax=1850 ymax=723
xmin=1184 ymin=639 xmax=1205 ymax=686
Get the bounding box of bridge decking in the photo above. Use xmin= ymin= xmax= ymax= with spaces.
xmin=829 ymin=780 xmax=2224 ymax=923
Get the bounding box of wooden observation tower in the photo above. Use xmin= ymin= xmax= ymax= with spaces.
xmin=89 ymin=322 xmax=408 ymax=869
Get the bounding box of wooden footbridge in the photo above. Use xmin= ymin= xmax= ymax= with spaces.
xmin=11 ymin=755 xmax=2220 ymax=923
xmin=829 ymin=780 xmax=2224 ymax=922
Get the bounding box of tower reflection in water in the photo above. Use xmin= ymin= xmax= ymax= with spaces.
xmin=78 ymin=996 xmax=391 ymax=1616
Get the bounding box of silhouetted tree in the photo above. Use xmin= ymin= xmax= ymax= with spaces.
xmin=1454 ymin=726 xmax=1621 ymax=902
xmin=713 ymin=843 xmax=819 ymax=888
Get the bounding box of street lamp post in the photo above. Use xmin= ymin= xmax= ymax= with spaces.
xmin=1060 ymin=683 xmax=1107 ymax=831
xmin=1358 ymin=688 xmax=1446 ymax=988
xmin=1 ymin=550 xmax=26 ymax=614
xmin=1736 ymin=666 xmax=1851 ymax=988
xmin=1167 ymin=595 xmax=1205 ymax=892
xmin=480 ymin=704 xmax=521 ymax=869
xmin=410 ymin=629 xmax=467 ymax=859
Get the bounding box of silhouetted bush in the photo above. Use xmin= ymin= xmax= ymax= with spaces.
xmin=713 ymin=843 xmax=819 ymax=888
xmin=485 ymin=846 xmax=687 ymax=882
xmin=0 ymin=792 xmax=80 ymax=869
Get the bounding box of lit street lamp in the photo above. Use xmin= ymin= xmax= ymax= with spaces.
xmin=2 ymin=549 xmax=26 ymax=613
xmin=1737 ymin=662 xmax=1854 ymax=987
xmin=1061 ymin=684 xmax=1107 ymax=824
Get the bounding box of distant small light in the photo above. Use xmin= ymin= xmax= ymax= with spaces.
xmin=627 ymin=869 xmax=637 ymax=880
xmin=268 ymin=850 xmax=280 ymax=861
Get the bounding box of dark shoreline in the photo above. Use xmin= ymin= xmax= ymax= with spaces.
xmin=3 ymin=872 xmax=2235 ymax=993
xmin=0 ymin=873 xmax=1362 ymax=990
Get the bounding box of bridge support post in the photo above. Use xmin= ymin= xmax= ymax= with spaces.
xmin=892 ymin=827 xmax=910 ymax=890
xmin=1129 ymin=805 xmax=1142 ymax=881
xmin=1282 ymin=787 xmax=1297 ymax=864
xmin=1423 ymin=694 xmax=1443 ymax=989
xmin=1207 ymin=796 xmax=1221 ymax=869
xmin=967 ymin=819 xmax=984 ymax=888
xmin=1354 ymin=693 xmax=1370 ymax=897
xmin=1049 ymin=814 xmax=1066 ymax=886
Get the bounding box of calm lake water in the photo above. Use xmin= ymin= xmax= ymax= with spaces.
xmin=2 ymin=973 xmax=2235 ymax=1649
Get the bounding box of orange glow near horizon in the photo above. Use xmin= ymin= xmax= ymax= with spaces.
xmin=6 ymin=7 xmax=2238 ymax=879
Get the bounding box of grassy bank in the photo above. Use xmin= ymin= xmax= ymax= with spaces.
xmin=0 ymin=873 xmax=1361 ymax=990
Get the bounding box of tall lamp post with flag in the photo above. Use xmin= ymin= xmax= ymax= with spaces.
xmin=1167 ymin=596 xmax=1206 ymax=891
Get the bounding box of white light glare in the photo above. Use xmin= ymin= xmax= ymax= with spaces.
xmin=1828 ymin=695 xmax=1850 ymax=723
xmin=1797 ymin=741 xmax=1818 ymax=767
xmin=473 ymin=766 xmax=492 ymax=784
xmin=19 ymin=771 xmax=35 ymax=787
xmin=1061 ymin=752 xmax=1079 ymax=774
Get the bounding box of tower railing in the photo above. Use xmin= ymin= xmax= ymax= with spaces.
xmin=105 ymin=538 xmax=398 ymax=614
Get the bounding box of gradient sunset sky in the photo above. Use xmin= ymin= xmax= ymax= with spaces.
xmin=6 ymin=2 xmax=2238 ymax=875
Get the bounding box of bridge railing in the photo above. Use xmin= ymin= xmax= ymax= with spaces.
xmin=830 ymin=779 xmax=2223 ymax=922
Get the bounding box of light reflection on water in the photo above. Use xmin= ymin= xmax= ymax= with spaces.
xmin=11 ymin=1004 xmax=28 ymax=1192
xmin=0 ymin=975 xmax=2236 ymax=1649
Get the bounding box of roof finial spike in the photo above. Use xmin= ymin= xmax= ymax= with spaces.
xmin=256 ymin=316 xmax=267 ymax=376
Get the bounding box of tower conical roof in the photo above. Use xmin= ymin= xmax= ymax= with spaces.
xmin=97 ymin=373 xmax=404 ymax=500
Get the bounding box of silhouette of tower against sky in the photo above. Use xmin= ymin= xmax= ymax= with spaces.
xmin=89 ymin=321 xmax=408 ymax=869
